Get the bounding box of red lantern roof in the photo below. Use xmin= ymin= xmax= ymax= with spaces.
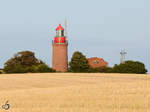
xmin=56 ymin=24 xmax=64 ymax=31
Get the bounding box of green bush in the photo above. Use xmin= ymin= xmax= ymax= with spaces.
xmin=4 ymin=64 xmax=27 ymax=73
xmin=112 ymin=61 xmax=147 ymax=74
xmin=25 ymin=64 xmax=56 ymax=73
xmin=88 ymin=67 xmax=99 ymax=73
xmin=25 ymin=65 xmax=38 ymax=73
xmin=97 ymin=66 xmax=111 ymax=73
xmin=88 ymin=66 xmax=113 ymax=73
xmin=105 ymin=67 xmax=114 ymax=73
xmin=4 ymin=63 xmax=56 ymax=74
xmin=37 ymin=64 xmax=56 ymax=73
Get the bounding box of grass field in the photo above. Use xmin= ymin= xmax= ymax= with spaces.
xmin=0 ymin=73 xmax=150 ymax=112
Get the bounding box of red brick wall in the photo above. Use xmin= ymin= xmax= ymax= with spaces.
xmin=52 ymin=43 xmax=68 ymax=72
xmin=87 ymin=57 xmax=108 ymax=68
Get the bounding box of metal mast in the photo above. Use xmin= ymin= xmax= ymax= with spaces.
xmin=120 ymin=50 xmax=127 ymax=64
xmin=64 ymin=19 xmax=68 ymax=39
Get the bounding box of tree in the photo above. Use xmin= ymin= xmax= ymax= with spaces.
xmin=4 ymin=51 xmax=40 ymax=73
xmin=13 ymin=51 xmax=39 ymax=67
xmin=112 ymin=60 xmax=147 ymax=74
xmin=4 ymin=51 xmax=55 ymax=73
xmin=69 ymin=51 xmax=90 ymax=72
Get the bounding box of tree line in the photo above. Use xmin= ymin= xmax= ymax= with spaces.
xmin=2 ymin=51 xmax=55 ymax=74
xmin=0 ymin=50 xmax=147 ymax=74
xmin=69 ymin=51 xmax=147 ymax=74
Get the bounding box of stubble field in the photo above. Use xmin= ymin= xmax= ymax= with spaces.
xmin=0 ymin=73 xmax=150 ymax=112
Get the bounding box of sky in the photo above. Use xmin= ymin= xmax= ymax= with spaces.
xmin=0 ymin=0 xmax=150 ymax=72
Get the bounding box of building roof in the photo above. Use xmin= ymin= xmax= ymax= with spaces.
xmin=87 ymin=57 xmax=106 ymax=61
xmin=56 ymin=24 xmax=64 ymax=31
xmin=87 ymin=57 xmax=108 ymax=68
xmin=87 ymin=57 xmax=100 ymax=60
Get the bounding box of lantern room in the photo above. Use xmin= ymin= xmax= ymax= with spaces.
xmin=54 ymin=24 xmax=66 ymax=44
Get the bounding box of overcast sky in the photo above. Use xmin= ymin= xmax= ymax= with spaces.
xmin=0 ymin=0 xmax=150 ymax=72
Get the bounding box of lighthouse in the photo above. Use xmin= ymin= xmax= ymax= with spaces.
xmin=52 ymin=24 xmax=68 ymax=72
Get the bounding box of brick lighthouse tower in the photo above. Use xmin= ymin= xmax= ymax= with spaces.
xmin=52 ymin=24 xmax=68 ymax=72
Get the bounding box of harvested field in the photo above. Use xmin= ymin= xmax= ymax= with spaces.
xmin=0 ymin=73 xmax=150 ymax=112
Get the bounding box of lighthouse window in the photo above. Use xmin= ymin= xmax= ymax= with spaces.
xmin=61 ymin=31 xmax=64 ymax=36
xmin=56 ymin=31 xmax=59 ymax=37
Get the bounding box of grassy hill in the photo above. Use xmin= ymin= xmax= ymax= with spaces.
xmin=0 ymin=73 xmax=150 ymax=112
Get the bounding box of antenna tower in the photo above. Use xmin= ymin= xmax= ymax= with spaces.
xmin=120 ymin=50 xmax=127 ymax=64
xmin=64 ymin=19 xmax=68 ymax=39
